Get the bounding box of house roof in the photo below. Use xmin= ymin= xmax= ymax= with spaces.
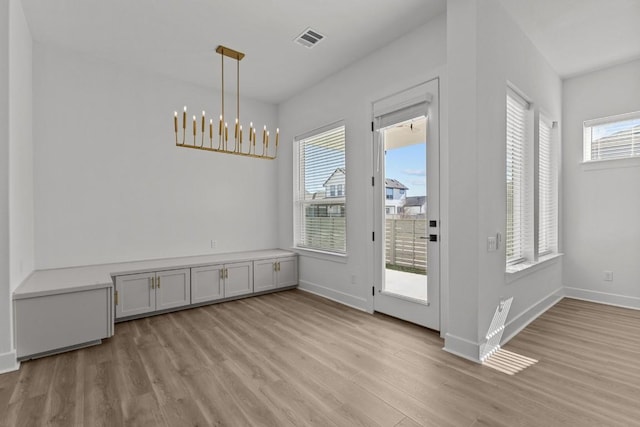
xmin=405 ymin=196 xmax=426 ymax=207
xmin=323 ymin=168 xmax=346 ymax=187
xmin=385 ymin=179 xmax=408 ymax=190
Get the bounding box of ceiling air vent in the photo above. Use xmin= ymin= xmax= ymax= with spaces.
xmin=294 ymin=27 xmax=325 ymax=48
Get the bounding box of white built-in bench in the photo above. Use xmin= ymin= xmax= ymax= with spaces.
xmin=13 ymin=249 xmax=297 ymax=360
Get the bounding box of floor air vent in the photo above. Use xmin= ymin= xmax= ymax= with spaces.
xmin=294 ymin=27 xmax=325 ymax=48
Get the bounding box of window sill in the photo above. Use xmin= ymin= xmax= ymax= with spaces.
xmin=291 ymin=247 xmax=348 ymax=264
xmin=506 ymin=253 xmax=563 ymax=284
xmin=581 ymin=156 xmax=640 ymax=171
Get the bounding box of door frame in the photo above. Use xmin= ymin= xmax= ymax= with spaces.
xmin=370 ymin=77 xmax=442 ymax=331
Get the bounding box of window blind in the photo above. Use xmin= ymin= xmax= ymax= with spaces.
xmin=538 ymin=115 xmax=556 ymax=255
xmin=506 ymin=90 xmax=528 ymax=265
xmin=295 ymin=125 xmax=346 ymax=254
xmin=586 ymin=114 xmax=640 ymax=161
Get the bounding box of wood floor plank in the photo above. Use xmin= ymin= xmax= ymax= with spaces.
xmin=1 ymin=292 xmax=640 ymax=426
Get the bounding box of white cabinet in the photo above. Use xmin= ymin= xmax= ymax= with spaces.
xmin=254 ymin=257 xmax=298 ymax=292
xmin=276 ymin=257 xmax=298 ymax=288
xmin=115 ymin=268 xmax=190 ymax=319
xmin=191 ymin=261 xmax=253 ymax=303
xmin=191 ymin=264 xmax=224 ymax=304
xmin=15 ymin=286 xmax=113 ymax=360
xmin=224 ymin=261 xmax=254 ymax=298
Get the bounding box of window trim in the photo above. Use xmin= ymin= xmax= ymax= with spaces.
xmin=505 ymin=87 xmax=530 ymax=266
xmin=293 ymin=121 xmax=347 ymax=255
xmin=583 ymin=110 xmax=640 ymax=163
xmin=537 ymin=112 xmax=557 ymax=257
xmin=505 ymin=84 xmax=559 ymax=271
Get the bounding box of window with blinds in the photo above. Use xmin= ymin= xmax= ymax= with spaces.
xmin=584 ymin=111 xmax=640 ymax=162
xmin=538 ymin=115 xmax=557 ymax=255
xmin=294 ymin=124 xmax=346 ymax=254
xmin=506 ymin=89 xmax=529 ymax=265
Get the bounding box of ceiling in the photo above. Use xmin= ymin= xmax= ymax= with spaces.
xmin=19 ymin=1 xmax=640 ymax=104
xmin=20 ymin=0 xmax=446 ymax=104
xmin=498 ymin=0 xmax=640 ymax=78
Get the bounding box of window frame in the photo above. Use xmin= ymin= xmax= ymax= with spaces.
xmin=505 ymin=87 xmax=530 ymax=266
xmin=505 ymin=85 xmax=559 ymax=272
xmin=293 ymin=122 xmax=347 ymax=255
xmin=537 ymin=113 xmax=557 ymax=257
xmin=583 ymin=111 xmax=640 ymax=163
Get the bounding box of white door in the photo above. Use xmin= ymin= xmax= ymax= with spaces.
xmin=372 ymin=78 xmax=440 ymax=330
xmin=254 ymin=259 xmax=277 ymax=292
xmin=276 ymin=257 xmax=298 ymax=288
xmin=156 ymin=269 xmax=191 ymax=311
xmin=115 ymin=272 xmax=155 ymax=319
xmin=191 ymin=264 xmax=225 ymax=304
xmin=224 ymin=261 xmax=254 ymax=298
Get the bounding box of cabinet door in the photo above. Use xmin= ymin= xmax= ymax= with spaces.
xmin=191 ymin=264 xmax=224 ymax=304
xmin=253 ymin=259 xmax=276 ymax=292
xmin=115 ymin=272 xmax=156 ymax=319
xmin=156 ymin=269 xmax=191 ymax=311
xmin=225 ymin=261 xmax=253 ymax=298
xmin=276 ymin=257 xmax=298 ymax=288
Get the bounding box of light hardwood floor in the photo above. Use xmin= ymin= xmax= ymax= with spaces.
xmin=1 ymin=290 xmax=640 ymax=426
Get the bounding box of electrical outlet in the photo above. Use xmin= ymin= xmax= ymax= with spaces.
xmin=603 ymin=271 xmax=613 ymax=281
xmin=210 ymin=240 xmax=217 ymax=249
xmin=351 ymin=275 xmax=357 ymax=284
xmin=487 ymin=236 xmax=497 ymax=252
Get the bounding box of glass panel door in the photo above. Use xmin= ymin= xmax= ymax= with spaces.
xmin=372 ymin=78 xmax=440 ymax=330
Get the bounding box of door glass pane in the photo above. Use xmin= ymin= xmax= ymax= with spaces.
xmin=382 ymin=116 xmax=427 ymax=302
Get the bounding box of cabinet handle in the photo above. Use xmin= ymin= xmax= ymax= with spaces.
xmin=220 ymin=269 xmax=224 ymax=280
xmin=225 ymin=268 xmax=229 ymax=279
xmin=157 ymin=277 xmax=160 ymax=288
xmin=274 ymin=262 xmax=277 ymax=272
xmin=150 ymin=277 xmax=155 ymax=289
xmin=277 ymin=262 xmax=281 ymax=271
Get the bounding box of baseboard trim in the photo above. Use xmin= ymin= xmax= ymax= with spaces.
xmin=443 ymin=333 xmax=480 ymax=363
xmin=298 ymin=280 xmax=367 ymax=312
xmin=0 ymin=350 xmax=20 ymax=374
xmin=501 ymin=288 xmax=564 ymax=345
xmin=563 ymin=287 xmax=640 ymax=310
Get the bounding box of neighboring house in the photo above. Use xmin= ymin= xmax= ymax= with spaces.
xmin=385 ymin=178 xmax=408 ymax=215
xmin=305 ymin=168 xmax=345 ymax=218
xmin=323 ymin=168 xmax=346 ymax=198
xmin=404 ymin=196 xmax=427 ymax=216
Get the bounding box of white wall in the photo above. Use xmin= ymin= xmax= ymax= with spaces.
xmin=277 ymin=14 xmax=447 ymax=311
xmin=33 ymin=45 xmax=280 ymax=269
xmin=563 ymin=59 xmax=640 ymax=308
xmin=0 ymin=0 xmax=14 ymax=372
xmin=445 ymin=0 xmax=563 ymax=361
xmin=9 ymin=0 xmax=33 ymax=292
xmin=1 ymin=0 xmax=31 ymax=373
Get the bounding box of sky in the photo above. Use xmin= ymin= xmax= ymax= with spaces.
xmin=385 ymin=143 xmax=427 ymax=197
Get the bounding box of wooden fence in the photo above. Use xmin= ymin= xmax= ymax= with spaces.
xmin=385 ymin=219 xmax=427 ymax=273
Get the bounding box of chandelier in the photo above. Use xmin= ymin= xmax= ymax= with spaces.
xmin=173 ymin=45 xmax=278 ymax=159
